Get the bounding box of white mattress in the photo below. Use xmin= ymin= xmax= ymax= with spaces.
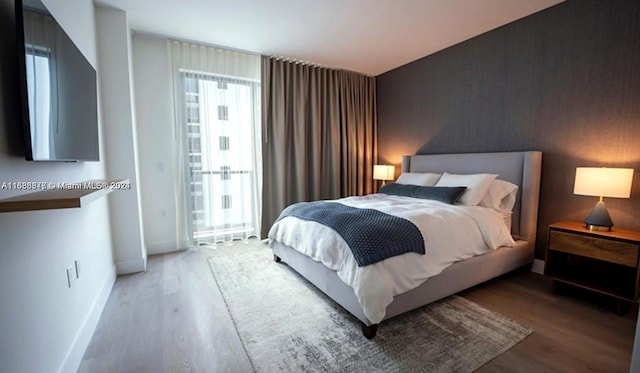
xmin=268 ymin=194 xmax=516 ymax=324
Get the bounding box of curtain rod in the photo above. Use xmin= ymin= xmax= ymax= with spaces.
xmin=132 ymin=31 xmax=372 ymax=77
xmin=267 ymin=55 xmax=373 ymax=77
xmin=132 ymin=30 xmax=261 ymax=57
xmin=268 ymin=55 xmax=328 ymax=69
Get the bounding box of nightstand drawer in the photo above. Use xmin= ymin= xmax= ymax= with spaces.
xmin=549 ymin=230 xmax=639 ymax=267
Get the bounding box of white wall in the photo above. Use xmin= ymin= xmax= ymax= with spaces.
xmin=131 ymin=33 xmax=189 ymax=254
xmin=95 ymin=7 xmax=148 ymax=273
xmin=0 ymin=0 xmax=116 ymax=371
xmin=42 ymin=0 xmax=97 ymax=67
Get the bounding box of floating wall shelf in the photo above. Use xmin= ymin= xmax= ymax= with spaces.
xmin=0 ymin=179 xmax=130 ymax=213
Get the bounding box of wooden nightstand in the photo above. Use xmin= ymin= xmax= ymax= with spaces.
xmin=544 ymin=221 xmax=640 ymax=314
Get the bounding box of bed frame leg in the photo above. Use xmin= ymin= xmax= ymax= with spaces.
xmin=273 ymin=254 xmax=282 ymax=263
xmin=361 ymin=323 xmax=378 ymax=339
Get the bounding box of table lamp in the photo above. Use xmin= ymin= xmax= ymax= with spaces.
xmin=573 ymin=167 xmax=634 ymax=231
xmin=373 ymin=165 xmax=395 ymax=186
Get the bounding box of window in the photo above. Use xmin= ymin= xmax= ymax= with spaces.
xmin=219 ymin=136 xmax=230 ymax=151
xmin=218 ymin=105 xmax=229 ymax=121
xmin=182 ymin=72 xmax=261 ymax=243
xmin=25 ymin=49 xmax=53 ymax=158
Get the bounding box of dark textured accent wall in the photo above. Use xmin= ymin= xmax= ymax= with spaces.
xmin=377 ymin=0 xmax=640 ymax=259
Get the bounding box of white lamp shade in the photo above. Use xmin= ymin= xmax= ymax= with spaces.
xmin=574 ymin=167 xmax=634 ymax=198
xmin=373 ymin=165 xmax=395 ymax=181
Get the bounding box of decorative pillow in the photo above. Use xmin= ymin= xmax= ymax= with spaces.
xmin=379 ymin=183 xmax=466 ymax=204
xmin=479 ymin=179 xmax=519 ymax=213
xmin=396 ymin=172 xmax=441 ymax=186
xmin=435 ymin=173 xmax=498 ymax=206
xmin=412 ymin=186 xmax=467 ymax=204
xmin=378 ymin=183 xmax=418 ymax=197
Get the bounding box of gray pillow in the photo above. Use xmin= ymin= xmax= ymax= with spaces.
xmin=379 ymin=183 xmax=466 ymax=204
xmin=378 ymin=183 xmax=418 ymax=197
xmin=411 ymin=186 xmax=467 ymax=204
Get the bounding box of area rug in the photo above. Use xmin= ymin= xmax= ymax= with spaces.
xmin=208 ymin=243 xmax=532 ymax=373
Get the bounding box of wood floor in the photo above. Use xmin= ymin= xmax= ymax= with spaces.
xmin=78 ymin=246 xmax=253 ymax=373
xmin=463 ymin=272 xmax=637 ymax=372
xmin=79 ymin=241 xmax=637 ymax=372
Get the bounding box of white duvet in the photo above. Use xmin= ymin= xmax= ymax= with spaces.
xmin=268 ymin=193 xmax=516 ymax=324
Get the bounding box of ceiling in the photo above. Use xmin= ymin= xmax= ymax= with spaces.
xmin=96 ymin=0 xmax=565 ymax=76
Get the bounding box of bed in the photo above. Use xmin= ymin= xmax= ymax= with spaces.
xmin=269 ymin=151 xmax=542 ymax=338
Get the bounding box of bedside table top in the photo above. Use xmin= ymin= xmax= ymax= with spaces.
xmin=550 ymin=221 xmax=640 ymax=242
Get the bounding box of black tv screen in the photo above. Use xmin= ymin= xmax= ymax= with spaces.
xmin=16 ymin=0 xmax=99 ymax=162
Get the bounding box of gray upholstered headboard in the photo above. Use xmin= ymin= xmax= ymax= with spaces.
xmin=401 ymin=151 xmax=542 ymax=243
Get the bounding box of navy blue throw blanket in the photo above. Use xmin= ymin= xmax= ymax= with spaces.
xmin=278 ymin=201 xmax=425 ymax=266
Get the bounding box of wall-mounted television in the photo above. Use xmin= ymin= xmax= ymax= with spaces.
xmin=15 ymin=0 xmax=99 ymax=162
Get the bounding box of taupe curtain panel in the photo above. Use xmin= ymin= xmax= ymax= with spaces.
xmin=261 ymin=56 xmax=377 ymax=238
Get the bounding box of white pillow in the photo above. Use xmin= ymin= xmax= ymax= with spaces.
xmin=435 ymin=173 xmax=497 ymax=206
xmin=396 ymin=172 xmax=441 ymax=187
xmin=479 ymin=179 xmax=519 ymax=213
xmin=500 ymin=211 xmax=513 ymax=232
xmin=486 ymin=212 xmax=517 ymax=249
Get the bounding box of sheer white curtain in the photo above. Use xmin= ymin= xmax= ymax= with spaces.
xmin=169 ymin=41 xmax=261 ymax=246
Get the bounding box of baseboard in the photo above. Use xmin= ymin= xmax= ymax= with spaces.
xmin=58 ymin=264 xmax=116 ymax=373
xmin=531 ymin=259 xmax=545 ymax=274
xmin=146 ymin=241 xmax=186 ymax=255
xmin=115 ymin=257 xmax=147 ymax=274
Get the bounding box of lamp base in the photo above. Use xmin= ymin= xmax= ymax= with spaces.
xmin=585 ymin=224 xmax=611 ymax=232
xmin=584 ymin=200 xmax=613 ymax=231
